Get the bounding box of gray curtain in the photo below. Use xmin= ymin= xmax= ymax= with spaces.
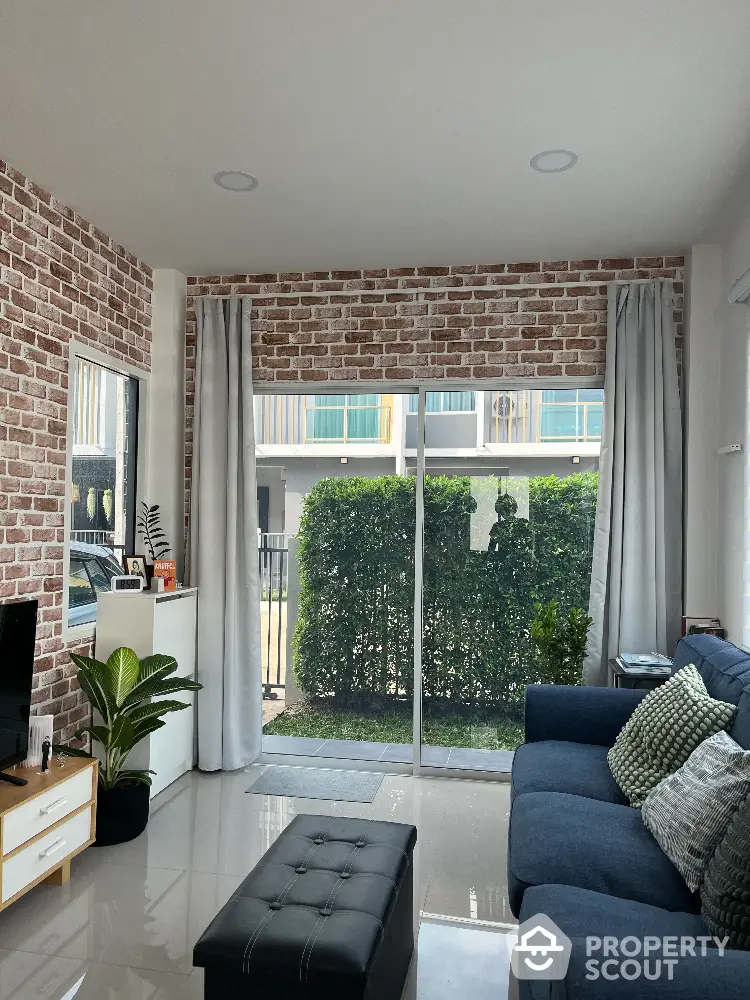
xmin=584 ymin=280 xmax=682 ymax=685
xmin=187 ymin=296 xmax=262 ymax=770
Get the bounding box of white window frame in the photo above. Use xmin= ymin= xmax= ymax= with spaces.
xmin=62 ymin=340 xmax=150 ymax=643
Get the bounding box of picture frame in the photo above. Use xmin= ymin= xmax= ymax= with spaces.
xmin=123 ymin=554 xmax=149 ymax=589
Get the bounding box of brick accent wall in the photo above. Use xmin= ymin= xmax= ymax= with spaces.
xmin=185 ymin=256 xmax=684 ymax=523
xmin=0 ymin=159 xmax=152 ymax=743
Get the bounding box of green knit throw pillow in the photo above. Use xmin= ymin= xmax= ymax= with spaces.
xmin=607 ymin=665 xmax=737 ymax=807
xmin=702 ymin=790 xmax=750 ymax=949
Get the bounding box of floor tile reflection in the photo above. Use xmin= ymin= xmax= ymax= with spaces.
xmin=410 ymin=917 xmax=515 ymax=1000
xmin=0 ymin=767 xmax=512 ymax=999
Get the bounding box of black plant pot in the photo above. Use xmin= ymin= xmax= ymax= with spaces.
xmin=94 ymin=782 xmax=150 ymax=846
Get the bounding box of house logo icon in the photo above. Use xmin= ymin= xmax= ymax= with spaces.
xmin=506 ymin=913 xmax=572 ymax=980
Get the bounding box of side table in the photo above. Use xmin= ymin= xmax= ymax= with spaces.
xmin=608 ymin=658 xmax=672 ymax=691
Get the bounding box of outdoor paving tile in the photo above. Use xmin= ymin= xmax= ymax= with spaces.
xmin=446 ymin=748 xmax=514 ymax=772
xmin=261 ymin=735 xmax=327 ymax=756
xmin=379 ymin=743 xmax=414 ymax=763
xmin=420 ymin=746 xmax=452 ymax=767
xmin=315 ymin=739 xmax=388 ymax=761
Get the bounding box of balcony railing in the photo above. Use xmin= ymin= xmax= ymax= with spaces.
xmin=489 ymin=391 xmax=603 ymax=445
xmin=490 ymin=391 xmax=530 ymax=444
xmin=537 ymin=400 xmax=603 ymax=443
xmin=255 ymin=396 xmax=393 ymax=445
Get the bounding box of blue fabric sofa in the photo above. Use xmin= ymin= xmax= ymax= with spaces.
xmin=508 ymin=634 xmax=750 ymax=999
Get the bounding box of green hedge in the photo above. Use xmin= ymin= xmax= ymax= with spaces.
xmin=293 ymin=472 xmax=597 ymax=707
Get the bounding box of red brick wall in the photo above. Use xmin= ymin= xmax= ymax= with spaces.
xmin=185 ymin=256 xmax=684 ymax=523
xmin=0 ymin=159 xmax=152 ymax=743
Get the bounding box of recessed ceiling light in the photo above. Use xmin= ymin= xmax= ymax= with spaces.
xmin=529 ymin=150 xmax=578 ymax=173
xmin=213 ymin=170 xmax=259 ymax=192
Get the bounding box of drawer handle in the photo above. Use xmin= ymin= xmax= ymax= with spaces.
xmin=39 ymin=839 xmax=67 ymax=859
xmin=39 ymin=797 xmax=68 ymax=816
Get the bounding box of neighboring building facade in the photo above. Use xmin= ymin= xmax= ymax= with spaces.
xmin=254 ymin=389 xmax=603 ymax=538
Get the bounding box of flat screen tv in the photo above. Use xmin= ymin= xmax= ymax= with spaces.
xmin=0 ymin=599 xmax=37 ymax=777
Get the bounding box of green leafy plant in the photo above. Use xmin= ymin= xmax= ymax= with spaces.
xmin=137 ymin=502 xmax=171 ymax=561
xmin=530 ymin=599 xmax=593 ymax=686
xmin=60 ymin=647 xmax=201 ymax=790
xmin=293 ymin=472 xmax=598 ymax=709
xmin=86 ymin=487 xmax=97 ymax=522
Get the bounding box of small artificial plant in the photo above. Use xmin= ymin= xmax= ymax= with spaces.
xmin=530 ymin=599 xmax=593 ymax=686
xmin=61 ymin=647 xmax=201 ymax=790
xmin=137 ymin=502 xmax=171 ymax=562
xmin=102 ymin=488 xmax=113 ymax=524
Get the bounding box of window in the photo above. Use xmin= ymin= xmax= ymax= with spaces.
xmin=408 ymin=391 xmax=475 ymax=413
xmin=305 ymin=395 xmax=390 ymax=443
xmin=67 ymin=355 xmax=139 ymax=629
xmin=539 ymin=388 xmax=604 ymax=442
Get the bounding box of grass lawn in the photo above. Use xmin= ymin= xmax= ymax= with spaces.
xmin=263 ymin=700 xmax=525 ymax=751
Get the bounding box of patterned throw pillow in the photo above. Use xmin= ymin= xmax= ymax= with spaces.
xmin=701 ymin=790 xmax=750 ymax=949
xmin=607 ymin=665 xmax=737 ymax=807
xmin=642 ymin=731 xmax=750 ymax=891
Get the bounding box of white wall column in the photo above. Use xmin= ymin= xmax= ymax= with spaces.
xmin=147 ymin=269 xmax=187 ymax=578
xmin=684 ymin=245 xmax=722 ymax=618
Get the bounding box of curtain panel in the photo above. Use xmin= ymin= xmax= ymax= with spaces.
xmin=585 ymin=279 xmax=682 ymax=685
xmin=187 ymin=296 xmax=263 ymax=770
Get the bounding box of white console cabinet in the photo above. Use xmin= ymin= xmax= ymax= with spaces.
xmin=95 ymin=588 xmax=197 ymax=797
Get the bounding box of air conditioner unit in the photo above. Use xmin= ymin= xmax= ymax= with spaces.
xmin=728 ymin=266 xmax=750 ymax=304
xmin=494 ymin=393 xmax=512 ymax=418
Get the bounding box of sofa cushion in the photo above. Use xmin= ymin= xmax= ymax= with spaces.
xmin=674 ymin=633 xmax=750 ymax=706
xmin=518 ymin=884 xmax=736 ymax=1000
xmin=511 ymin=741 xmax=627 ymax=805
xmin=607 ymin=665 xmax=737 ymax=807
xmin=508 ymin=791 xmax=699 ymax=917
xmin=730 ymin=691 xmax=750 ymax=751
xmin=642 ymin=731 xmax=750 ymax=892
xmin=701 ymin=783 xmax=750 ymax=950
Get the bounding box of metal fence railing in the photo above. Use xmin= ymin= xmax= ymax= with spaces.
xmin=70 ymin=530 xmax=125 ymax=564
xmin=259 ymin=534 xmax=289 ymax=699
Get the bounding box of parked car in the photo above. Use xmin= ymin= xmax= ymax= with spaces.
xmin=68 ymin=542 xmax=125 ymax=627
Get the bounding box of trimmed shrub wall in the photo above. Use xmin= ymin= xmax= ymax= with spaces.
xmin=294 ymin=472 xmax=598 ymax=707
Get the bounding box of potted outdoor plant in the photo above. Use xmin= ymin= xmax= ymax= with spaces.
xmin=530 ymin=599 xmax=593 ymax=686
xmin=59 ymin=647 xmax=201 ymax=846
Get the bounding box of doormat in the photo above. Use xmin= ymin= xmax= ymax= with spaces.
xmin=247 ymin=766 xmax=384 ymax=802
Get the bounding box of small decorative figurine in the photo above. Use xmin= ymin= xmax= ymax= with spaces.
xmin=41 ymin=737 xmax=51 ymax=773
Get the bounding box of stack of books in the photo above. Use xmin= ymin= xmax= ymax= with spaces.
xmin=616 ymin=652 xmax=673 ymax=676
xmin=681 ymin=617 xmax=726 ymax=639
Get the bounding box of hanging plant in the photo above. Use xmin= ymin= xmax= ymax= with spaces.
xmin=137 ymin=502 xmax=171 ymax=562
xmin=72 ymin=484 xmax=80 ymax=504
xmin=102 ymin=488 xmax=113 ymax=524
xmin=86 ymin=488 xmax=97 ymax=522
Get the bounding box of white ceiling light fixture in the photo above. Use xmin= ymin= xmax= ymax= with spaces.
xmin=529 ymin=149 xmax=578 ymax=173
xmin=213 ymin=170 xmax=259 ymax=192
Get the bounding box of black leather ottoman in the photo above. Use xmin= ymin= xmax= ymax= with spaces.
xmin=193 ymin=814 xmax=417 ymax=1000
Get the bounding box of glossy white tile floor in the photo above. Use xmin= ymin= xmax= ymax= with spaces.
xmin=0 ymin=766 xmax=516 ymax=999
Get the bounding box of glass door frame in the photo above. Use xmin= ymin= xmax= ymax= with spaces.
xmin=258 ymin=377 xmax=604 ymax=779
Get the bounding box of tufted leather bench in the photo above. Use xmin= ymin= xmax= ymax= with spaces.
xmin=193 ymin=814 xmax=417 ymax=999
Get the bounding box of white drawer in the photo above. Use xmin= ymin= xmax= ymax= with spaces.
xmin=1 ymin=806 xmax=92 ymax=903
xmin=2 ymin=769 xmax=94 ymax=855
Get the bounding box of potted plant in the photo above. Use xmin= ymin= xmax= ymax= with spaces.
xmin=59 ymin=647 xmax=201 ymax=846
xmin=530 ymin=599 xmax=593 ymax=686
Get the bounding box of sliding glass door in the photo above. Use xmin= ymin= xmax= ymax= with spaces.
xmin=256 ymin=391 xmax=416 ymax=763
xmin=256 ymin=384 xmax=602 ymax=774
xmin=415 ymin=387 xmax=601 ymax=772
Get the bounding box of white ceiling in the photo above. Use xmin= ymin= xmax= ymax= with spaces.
xmin=2 ymin=1 xmax=750 ymax=274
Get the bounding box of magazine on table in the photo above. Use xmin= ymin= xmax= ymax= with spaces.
xmin=616 ymin=652 xmax=673 ymax=675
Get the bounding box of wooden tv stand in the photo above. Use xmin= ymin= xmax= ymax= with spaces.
xmin=0 ymin=757 xmax=97 ymax=910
